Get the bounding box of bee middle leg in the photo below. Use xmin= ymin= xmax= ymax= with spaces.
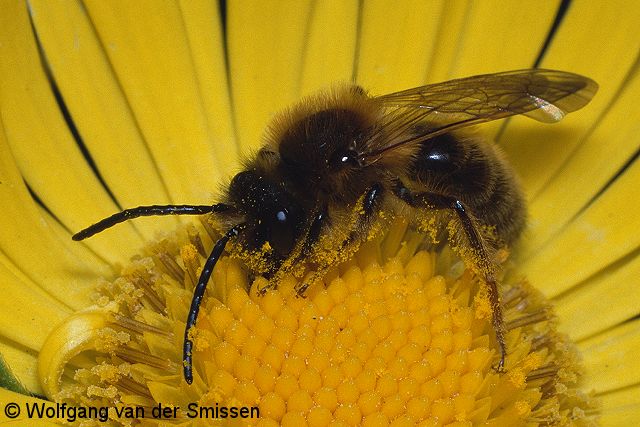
xmin=393 ymin=181 xmax=507 ymax=371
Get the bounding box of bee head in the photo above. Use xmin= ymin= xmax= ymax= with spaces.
xmin=228 ymin=171 xmax=305 ymax=258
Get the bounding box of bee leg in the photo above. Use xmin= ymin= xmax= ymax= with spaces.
xmin=296 ymin=184 xmax=384 ymax=296
xmin=183 ymin=223 xmax=244 ymax=384
xmin=255 ymin=206 xmax=327 ymax=298
xmin=292 ymin=208 xmax=330 ymax=297
xmin=295 ymin=282 xmax=310 ymax=297
xmin=352 ymin=183 xmax=384 ymax=237
xmin=295 ymin=268 xmax=328 ymax=298
xmin=303 ymin=207 xmax=329 ymax=256
xmin=337 ymin=183 xmax=385 ymax=249
xmin=393 ymin=182 xmax=507 ymax=371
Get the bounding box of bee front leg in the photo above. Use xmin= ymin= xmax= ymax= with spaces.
xmin=348 ymin=183 xmax=385 ymax=241
xmin=393 ymin=181 xmax=507 ymax=371
xmin=296 ymin=184 xmax=385 ymax=296
xmin=285 ymin=207 xmax=329 ymax=297
xmin=257 ymin=206 xmax=330 ymax=298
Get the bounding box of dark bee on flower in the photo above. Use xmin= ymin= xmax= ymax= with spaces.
xmin=73 ymin=69 xmax=598 ymax=384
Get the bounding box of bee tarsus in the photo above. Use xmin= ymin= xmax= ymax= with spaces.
xmin=295 ymin=282 xmax=310 ymax=297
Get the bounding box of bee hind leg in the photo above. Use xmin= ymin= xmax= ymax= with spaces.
xmin=392 ymin=181 xmax=507 ymax=371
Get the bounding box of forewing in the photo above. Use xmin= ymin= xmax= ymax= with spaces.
xmin=376 ymin=69 xmax=597 ymax=122
xmin=365 ymin=69 xmax=598 ymax=158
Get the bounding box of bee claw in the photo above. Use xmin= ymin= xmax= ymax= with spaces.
xmin=492 ymin=353 xmax=506 ymax=373
xmin=295 ymin=282 xmax=310 ymax=298
xmin=257 ymin=280 xmax=277 ymax=296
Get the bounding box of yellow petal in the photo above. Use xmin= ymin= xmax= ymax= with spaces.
xmin=0 ymin=345 xmax=40 ymax=395
xmin=423 ymin=1 xmax=468 ymax=83
xmin=228 ymin=0 xmax=313 ymax=151
xmin=356 ymin=0 xmax=441 ymax=92
xmin=33 ymin=206 xmax=111 ymax=274
xmin=523 ymin=65 xmax=640 ymax=258
xmin=521 ymin=156 xmax=640 ymax=297
xmin=503 ymin=0 xmax=640 ymax=197
xmin=27 ymin=0 xmax=178 ymax=238
xmin=599 ymin=385 xmax=640 ymax=427
xmin=0 ymin=0 xmax=143 ymax=263
xmin=0 ymin=115 xmax=110 ymax=309
xmin=178 ymin=0 xmax=238 ymax=173
xmin=84 ymin=0 xmax=230 ymax=201
xmin=578 ymin=318 xmax=640 ymax=393
xmin=554 ymin=251 xmax=640 ymax=341
xmin=445 ymin=1 xmax=558 ymax=78
xmin=0 ymin=261 xmax=69 ymax=351
xmin=300 ymin=0 xmax=358 ymax=95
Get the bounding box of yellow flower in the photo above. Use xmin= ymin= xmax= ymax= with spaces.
xmin=0 ymin=1 xmax=638 ymax=426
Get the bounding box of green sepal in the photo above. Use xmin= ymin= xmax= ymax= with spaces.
xmin=0 ymin=353 xmax=30 ymax=395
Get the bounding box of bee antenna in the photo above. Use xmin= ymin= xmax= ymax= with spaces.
xmin=72 ymin=203 xmax=235 ymax=240
xmin=183 ymin=222 xmax=245 ymax=384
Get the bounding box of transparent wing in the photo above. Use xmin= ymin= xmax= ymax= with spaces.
xmin=365 ymin=69 xmax=598 ymax=158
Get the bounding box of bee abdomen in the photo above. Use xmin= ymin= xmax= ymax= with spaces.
xmin=465 ymin=144 xmax=526 ymax=246
xmin=411 ymin=133 xmax=526 ymax=246
xmin=473 ymin=169 xmax=525 ymax=246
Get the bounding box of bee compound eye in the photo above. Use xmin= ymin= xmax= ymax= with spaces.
xmin=267 ymin=208 xmax=298 ymax=256
xmin=276 ymin=210 xmax=287 ymax=222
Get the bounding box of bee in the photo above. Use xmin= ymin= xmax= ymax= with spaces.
xmin=73 ymin=69 xmax=597 ymax=384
